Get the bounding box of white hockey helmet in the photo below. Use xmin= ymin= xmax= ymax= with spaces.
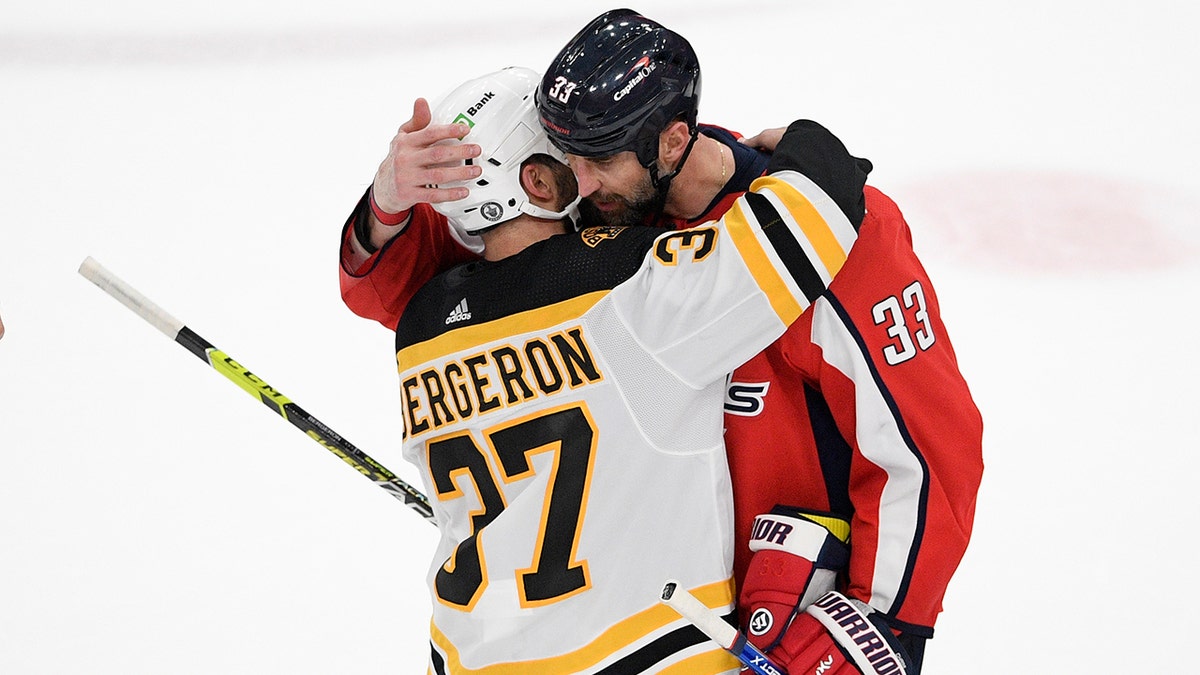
xmin=430 ymin=66 xmax=581 ymax=236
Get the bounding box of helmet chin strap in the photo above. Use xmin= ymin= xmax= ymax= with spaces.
xmin=520 ymin=194 xmax=584 ymax=229
xmin=645 ymin=129 xmax=699 ymax=227
xmin=454 ymin=195 xmax=583 ymax=242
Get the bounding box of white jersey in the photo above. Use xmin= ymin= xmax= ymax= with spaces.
xmin=395 ymin=171 xmax=857 ymax=674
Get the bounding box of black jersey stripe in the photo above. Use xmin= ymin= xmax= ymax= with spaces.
xmin=594 ymin=613 xmax=735 ymax=674
xmin=804 ymin=382 xmax=854 ymax=517
xmin=430 ymin=641 xmax=447 ymax=675
xmin=744 ymin=191 xmax=828 ymax=304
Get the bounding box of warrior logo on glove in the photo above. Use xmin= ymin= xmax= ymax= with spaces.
xmin=807 ymin=592 xmax=908 ymax=674
xmin=748 ymin=607 xmax=774 ymax=636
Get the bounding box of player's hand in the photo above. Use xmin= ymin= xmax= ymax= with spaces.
xmin=739 ymin=126 xmax=786 ymax=152
xmin=371 ymin=97 xmax=483 ymax=215
xmin=762 ymin=591 xmax=911 ymax=674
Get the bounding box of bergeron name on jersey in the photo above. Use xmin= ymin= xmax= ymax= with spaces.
xmin=401 ymin=326 xmax=603 ymax=440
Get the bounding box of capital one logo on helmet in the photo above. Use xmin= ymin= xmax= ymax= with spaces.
xmin=624 ymin=56 xmax=651 ymax=78
xmin=613 ymin=60 xmax=657 ymax=102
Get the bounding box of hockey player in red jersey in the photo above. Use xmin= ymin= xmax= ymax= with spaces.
xmin=339 ymin=10 xmax=982 ymax=674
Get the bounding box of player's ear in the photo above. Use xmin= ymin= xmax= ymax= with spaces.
xmin=658 ymin=120 xmax=692 ymax=169
xmin=521 ymin=162 xmax=556 ymax=207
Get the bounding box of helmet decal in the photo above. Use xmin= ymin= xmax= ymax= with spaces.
xmin=613 ymin=60 xmax=656 ymax=102
xmin=428 ymin=67 xmax=577 ymax=236
xmin=480 ymin=202 xmax=504 ymax=222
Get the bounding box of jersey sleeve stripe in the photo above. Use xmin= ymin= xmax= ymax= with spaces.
xmin=753 ymin=172 xmax=855 ymax=273
xmin=722 ymin=199 xmax=807 ymax=326
xmin=748 ymin=170 xmax=854 ymax=285
xmin=743 ymin=190 xmax=830 ymax=304
xmin=811 ymin=296 xmax=928 ymax=614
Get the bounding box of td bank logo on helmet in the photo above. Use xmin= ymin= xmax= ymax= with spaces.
xmin=614 ymin=59 xmax=656 ymax=102
xmin=454 ymin=91 xmax=495 ymax=126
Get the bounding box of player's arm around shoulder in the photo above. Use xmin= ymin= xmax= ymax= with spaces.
xmin=610 ymin=151 xmax=864 ymax=388
xmin=716 ymin=119 xmax=870 ymax=324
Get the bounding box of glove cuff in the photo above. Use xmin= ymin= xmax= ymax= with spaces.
xmin=749 ymin=513 xmax=850 ymax=569
xmin=805 ymin=591 xmax=910 ymax=674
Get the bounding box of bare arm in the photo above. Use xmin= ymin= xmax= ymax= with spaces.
xmin=358 ymin=97 xmax=484 ymax=251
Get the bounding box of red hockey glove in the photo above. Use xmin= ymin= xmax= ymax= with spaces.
xmin=768 ymin=591 xmax=911 ymax=674
xmin=740 ymin=509 xmax=850 ymax=649
xmin=740 ymin=509 xmax=911 ymax=674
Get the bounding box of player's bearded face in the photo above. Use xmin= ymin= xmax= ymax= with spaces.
xmin=586 ymin=171 xmax=658 ymax=227
xmin=567 ymin=151 xmax=662 ymax=228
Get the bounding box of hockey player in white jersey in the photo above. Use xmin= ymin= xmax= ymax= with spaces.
xmin=393 ymin=66 xmax=901 ymax=674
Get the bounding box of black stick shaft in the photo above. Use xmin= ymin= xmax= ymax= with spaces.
xmin=78 ymin=256 xmax=435 ymax=524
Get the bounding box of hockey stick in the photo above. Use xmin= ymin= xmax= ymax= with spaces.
xmin=78 ymin=256 xmax=436 ymax=524
xmin=660 ymin=580 xmax=786 ymax=675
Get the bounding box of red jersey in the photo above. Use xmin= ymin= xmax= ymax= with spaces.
xmin=722 ymin=187 xmax=982 ymax=635
xmin=340 ymin=125 xmax=982 ymax=637
xmin=339 ymin=195 xmax=480 ymax=330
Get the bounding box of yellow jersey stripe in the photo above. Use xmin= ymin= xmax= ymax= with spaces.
xmin=430 ymin=578 xmax=736 ymax=674
xmin=752 ymin=174 xmax=850 ymax=276
xmin=723 ymin=199 xmax=806 ymax=325
xmin=399 ymin=291 xmax=608 ymax=368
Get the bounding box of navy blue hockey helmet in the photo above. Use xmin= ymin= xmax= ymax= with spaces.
xmin=536 ymin=9 xmax=702 ymax=169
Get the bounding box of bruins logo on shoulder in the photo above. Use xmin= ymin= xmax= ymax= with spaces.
xmin=580 ymin=226 xmax=626 ymax=248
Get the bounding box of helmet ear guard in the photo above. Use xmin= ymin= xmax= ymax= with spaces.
xmin=429 ymin=66 xmax=578 ymax=237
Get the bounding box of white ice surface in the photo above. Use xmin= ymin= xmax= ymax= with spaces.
xmin=2 ymin=1 xmax=1198 ymax=672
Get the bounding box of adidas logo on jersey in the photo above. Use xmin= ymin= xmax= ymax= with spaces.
xmin=445 ymin=299 xmax=472 ymax=325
